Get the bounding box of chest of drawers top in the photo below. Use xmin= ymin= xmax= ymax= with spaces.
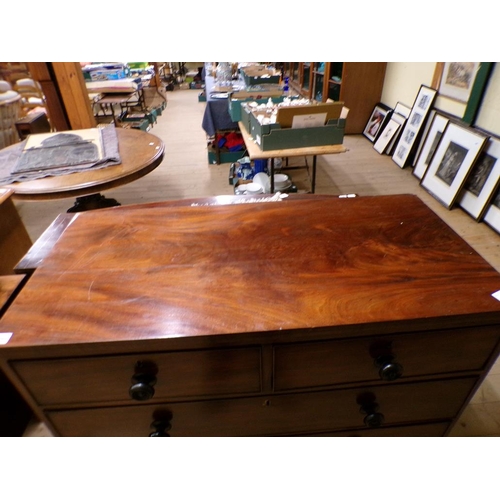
xmin=1 ymin=194 xmax=500 ymax=353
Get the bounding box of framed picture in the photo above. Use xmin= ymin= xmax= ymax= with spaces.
xmin=373 ymin=117 xmax=402 ymax=154
xmin=392 ymin=85 xmax=437 ymax=168
xmin=483 ymin=187 xmax=500 ymax=235
xmin=363 ymin=103 xmax=392 ymax=142
xmin=385 ymin=112 xmax=407 ymax=156
xmin=420 ymin=122 xmax=489 ymax=209
xmin=456 ymin=136 xmax=500 ymax=220
xmin=412 ymin=109 xmax=436 ymax=167
xmin=438 ymin=62 xmax=480 ymax=103
xmin=393 ymin=102 xmax=411 ymax=118
xmin=412 ymin=112 xmax=450 ymax=180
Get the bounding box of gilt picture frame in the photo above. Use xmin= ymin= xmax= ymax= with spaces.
xmin=439 ymin=62 xmax=480 ymax=103
xmin=393 ymin=85 xmax=437 ymax=168
xmin=420 ymin=122 xmax=489 ymax=209
xmin=456 ymin=136 xmax=500 ymax=220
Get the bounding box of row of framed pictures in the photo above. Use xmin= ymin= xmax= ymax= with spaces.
xmin=363 ymin=85 xmax=500 ymax=235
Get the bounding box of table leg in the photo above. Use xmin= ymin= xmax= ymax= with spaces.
xmin=67 ymin=193 xmax=121 ymax=213
xmin=270 ymin=158 xmax=275 ymax=193
xmin=311 ymin=155 xmax=317 ymax=194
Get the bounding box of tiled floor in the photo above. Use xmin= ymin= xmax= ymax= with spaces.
xmin=14 ymin=85 xmax=500 ymax=437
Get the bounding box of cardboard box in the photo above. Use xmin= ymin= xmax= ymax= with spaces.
xmin=249 ymin=102 xmax=346 ymax=151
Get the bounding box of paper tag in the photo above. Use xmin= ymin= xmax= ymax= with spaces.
xmin=292 ymin=112 xmax=327 ymax=129
xmin=0 ymin=332 xmax=13 ymax=345
xmin=492 ymin=290 xmax=500 ymax=301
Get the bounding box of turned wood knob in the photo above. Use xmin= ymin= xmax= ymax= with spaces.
xmin=375 ymin=354 xmax=403 ymax=381
xmin=149 ymin=420 xmax=172 ymax=437
xmin=149 ymin=410 xmax=173 ymax=437
xmin=357 ymin=392 xmax=385 ymax=428
xmin=129 ymin=361 xmax=158 ymax=401
xmin=363 ymin=411 xmax=385 ymax=428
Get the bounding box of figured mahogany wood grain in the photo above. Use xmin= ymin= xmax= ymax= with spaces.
xmin=1 ymin=194 xmax=500 ymax=349
xmin=2 ymin=128 xmax=165 ymax=200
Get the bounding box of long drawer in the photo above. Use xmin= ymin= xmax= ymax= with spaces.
xmin=12 ymin=347 xmax=262 ymax=406
xmin=47 ymin=377 xmax=477 ymax=437
xmin=273 ymin=326 xmax=500 ymax=391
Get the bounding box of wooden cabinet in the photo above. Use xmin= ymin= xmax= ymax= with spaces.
xmin=285 ymin=62 xmax=387 ymax=134
xmin=1 ymin=194 xmax=500 ymax=437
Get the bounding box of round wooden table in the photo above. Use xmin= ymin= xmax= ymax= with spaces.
xmin=2 ymin=127 xmax=165 ymax=211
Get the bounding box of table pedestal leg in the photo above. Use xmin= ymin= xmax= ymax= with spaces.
xmin=67 ymin=193 xmax=121 ymax=213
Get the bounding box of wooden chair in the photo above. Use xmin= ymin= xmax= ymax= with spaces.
xmin=14 ymin=77 xmax=49 ymax=119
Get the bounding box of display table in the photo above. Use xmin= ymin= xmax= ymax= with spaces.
xmin=238 ymin=122 xmax=347 ymax=193
xmin=1 ymin=194 xmax=500 ymax=436
xmin=201 ymin=76 xmax=239 ymax=137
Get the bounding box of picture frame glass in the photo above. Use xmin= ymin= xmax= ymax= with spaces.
xmin=483 ymin=187 xmax=500 ymax=234
xmin=413 ymin=112 xmax=449 ymax=180
xmin=456 ymin=136 xmax=500 ymax=220
xmin=420 ymin=122 xmax=488 ymax=208
xmin=373 ymin=118 xmax=401 ymax=154
xmin=363 ymin=104 xmax=391 ymax=142
xmin=439 ymin=62 xmax=480 ymax=103
xmin=392 ymin=85 xmax=437 ymax=168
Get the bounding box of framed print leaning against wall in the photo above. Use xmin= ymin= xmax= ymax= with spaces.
xmin=456 ymin=136 xmax=500 ymax=220
xmin=373 ymin=117 xmax=401 ymax=154
xmin=363 ymin=103 xmax=392 ymax=142
xmin=412 ymin=112 xmax=450 ymax=180
xmin=483 ymin=187 xmax=500 ymax=235
xmin=393 ymin=85 xmax=437 ymax=168
xmin=420 ymin=122 xmax=489 ymax=209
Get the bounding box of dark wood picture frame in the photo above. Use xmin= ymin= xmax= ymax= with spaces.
xmin=456 ymin=135 xmax=500 ymax=220
xmin=392 ymin=85 xmax=437 ymax=168
xmin=363 ymin=103 xmax=392 ymax=142
xmin=420 ymin=122 xmax=489 ymax=209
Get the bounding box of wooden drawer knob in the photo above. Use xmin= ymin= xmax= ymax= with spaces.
xmin=149 ymin=410 xmax=173 ymax=437
xmin=357 ymin=392 xmax=385 ymax=428
xmin=375 ymin=354 xmax=403 ymax=381
xmin=149 ymin=420 xmax=172 ymax=437
xmin=129 ymin=361 xmax=158 ymax=401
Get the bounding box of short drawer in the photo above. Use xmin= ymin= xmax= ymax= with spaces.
xmin=47 ymin=377 xmax=476 ymax=436
xmin=12 ymin=347 xmax=261 ymax=406
xmin=273 ymin=326 xmax=500 ymax=391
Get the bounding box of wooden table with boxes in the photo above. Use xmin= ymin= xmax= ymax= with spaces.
xmin=238 ymin=100 xmax=348 ymax=193
xmin=1 ymin=193 xmax=500 ymax=437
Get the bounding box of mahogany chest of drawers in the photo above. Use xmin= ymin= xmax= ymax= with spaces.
xmin=1 ymin=194 xmax=500 ymax=436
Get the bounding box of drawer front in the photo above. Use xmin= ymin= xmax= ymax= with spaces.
xmin=47 ymin=377 xmax=476 ymax=437
xmin=273 ymin=326 xmax=500 ymax=391
xmin=12 ymin=347 xmax=261 ymax=406
xmin=299 ymin=422 xmax=451 ymax=437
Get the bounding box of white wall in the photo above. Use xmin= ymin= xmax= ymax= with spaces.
xmin=381 ymin=62 xmax=500 ymax=137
